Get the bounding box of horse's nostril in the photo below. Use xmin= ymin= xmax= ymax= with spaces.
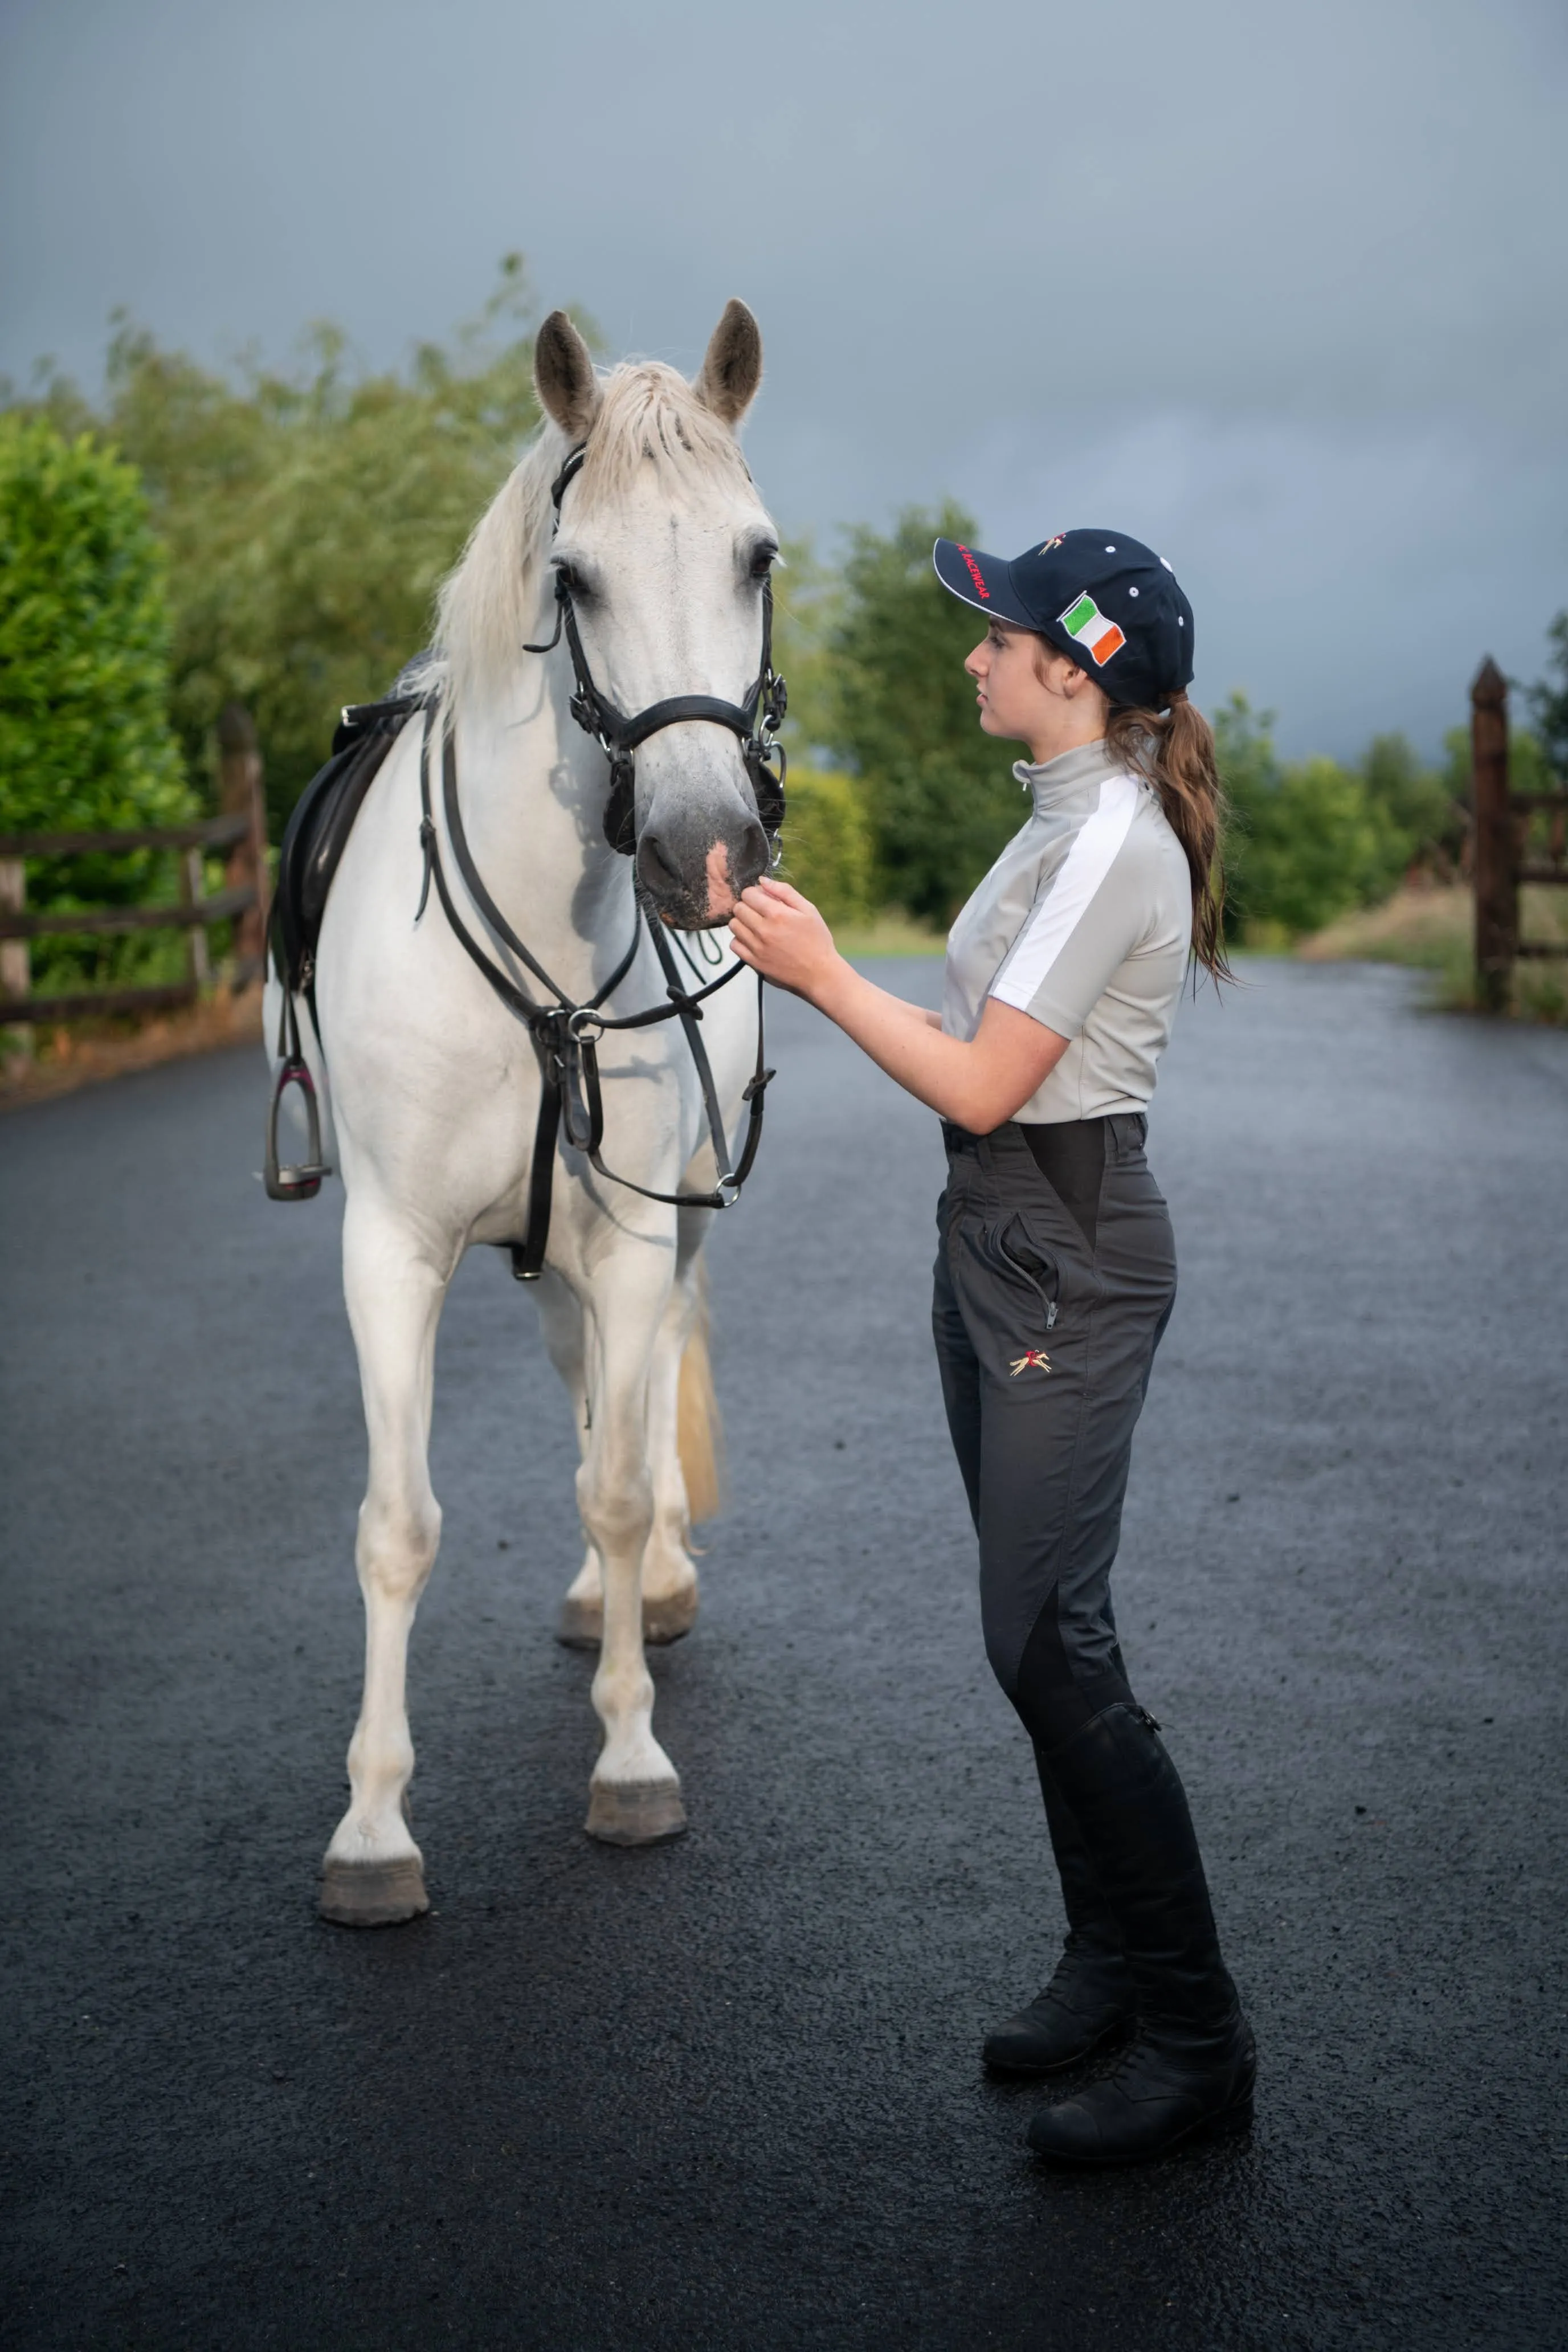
xmin=637 ymin=828 xmax=683 ymax=890
xmin=737 ymin=819 xmax=769 ymax=888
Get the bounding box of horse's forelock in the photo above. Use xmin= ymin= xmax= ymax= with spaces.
xmin=573 ymin=363 xmax=754 ymax=515
xmin=434 ymin=362 xmax=754 ymax=716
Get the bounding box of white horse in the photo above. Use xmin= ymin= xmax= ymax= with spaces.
xmin=264 ymin=304 xmax=779 ymax=1925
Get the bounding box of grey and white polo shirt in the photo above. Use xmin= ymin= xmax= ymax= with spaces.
xmin=942 ymin=737 xmax=1193 ymax=1123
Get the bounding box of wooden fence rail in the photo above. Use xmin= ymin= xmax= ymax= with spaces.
xmin=0 ymin=703 xmax=270 ymax=1033
xmin=0 ymin=813 xmax=251 ymax=860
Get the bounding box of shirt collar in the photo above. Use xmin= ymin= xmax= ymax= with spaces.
xmin=1012 ymin=737 xmax=1122 ymax=815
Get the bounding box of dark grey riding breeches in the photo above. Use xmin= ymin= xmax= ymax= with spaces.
xmin=932 ymin=1114 xmax=1177 ymax=1755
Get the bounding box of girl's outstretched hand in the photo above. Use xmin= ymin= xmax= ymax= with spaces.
xmin=729 ymin=876 xmax=843 ymax=1003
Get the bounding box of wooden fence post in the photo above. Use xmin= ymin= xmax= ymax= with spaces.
xmin=218 ymin=703 xmax=269 ymax=977
xmin=181 ymin=847 xmax=210 ymax=989
xmin=0 ymin=856 xmax=31 ymax=1054
xmin=1471 ymin=658 xmax=1514 ymax=1014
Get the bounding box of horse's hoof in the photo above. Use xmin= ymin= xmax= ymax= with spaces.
xmin=644 ymin=1587 xmax=699 ymax=1645
xmin=556 ymin=1590 xmax=699 ymax=1649
xmin=318 ymin=1856 xmax=430 ymax=1927
xmin=556 ymin=1596 xmax=602 ymax=1650
xmin=585 ymin=1779 xmax=687 ymax=1846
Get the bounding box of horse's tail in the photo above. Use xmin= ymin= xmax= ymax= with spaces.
xmin=677 ymin=1259 xmax=724 ymax=1528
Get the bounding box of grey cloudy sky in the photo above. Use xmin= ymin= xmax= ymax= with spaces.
xmin=3 ymin=0 xmax=1565 ymax=756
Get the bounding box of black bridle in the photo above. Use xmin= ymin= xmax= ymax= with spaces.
xmin=522 ymin=443 xmax=787 ymax=854
xmin=405 ymin=440 xmax=786 ymax=1281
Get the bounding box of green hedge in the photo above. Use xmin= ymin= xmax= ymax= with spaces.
xmin=0 ymin=415 xmax=188 ymax=834
xmin=775 ymin=767 xmax=874 ymax=925
xmin=0 ymin=416 xmax=194 ymax=994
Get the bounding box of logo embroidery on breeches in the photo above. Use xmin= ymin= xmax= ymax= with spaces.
xmin=1009 ymin=1349 xmax=1053 ymax=1376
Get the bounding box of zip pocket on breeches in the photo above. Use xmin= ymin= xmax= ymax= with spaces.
xmin=997 ymin=1217 xmax=1060 ymax=1332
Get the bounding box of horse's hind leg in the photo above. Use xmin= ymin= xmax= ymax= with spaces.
xmin=320 ymin=1197 xmax=450 ymax=1926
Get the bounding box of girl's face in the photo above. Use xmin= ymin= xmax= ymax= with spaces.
xmin=964 ymin=620 xmax=1106 ymax=761
xmin=965 ymin=620 xmax=1058 ymax=746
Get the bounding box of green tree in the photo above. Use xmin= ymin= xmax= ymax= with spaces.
xmin=823 ymin=503 xmax=1027 ymax=923
xmin=1525 ymin=611 xmax=1568 ymax=778
xmin=1440 ymin=718 xmax=1552 ymax=811
xmin=0 ymin=415 xmax=194 ymax=991
xmin=1359 ymin=732 xmax=1462 ymax=872
xmin=769 ymin=533 xmax=840 ymax=758
xmin=15 ymin=258 xmax=561 ymax=834
xmin=1216 ymin=695 xmax=1407 ymax=937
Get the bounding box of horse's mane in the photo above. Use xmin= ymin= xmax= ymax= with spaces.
xmin=434 ymin=361 xmax=755 ymax=716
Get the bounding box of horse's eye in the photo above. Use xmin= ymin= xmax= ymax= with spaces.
xmin=749 ymin=544 xmax=778 ymax=582
xmin=555 ymin=561 xmax=590 ymax=600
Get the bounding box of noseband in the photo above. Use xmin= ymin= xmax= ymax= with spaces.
xmin=522 ymin=444 xmax=788 ymax=855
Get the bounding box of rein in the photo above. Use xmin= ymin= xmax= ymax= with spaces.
xmin=409 ymin=455 xmax=783 ymax=1274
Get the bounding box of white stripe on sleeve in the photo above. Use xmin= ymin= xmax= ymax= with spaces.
xmin=989 ymin=772 xmax=1140 ymax=1011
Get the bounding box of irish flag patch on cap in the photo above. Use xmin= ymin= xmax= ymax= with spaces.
xmin=1058 ymin=592 xmax=1126 ymax=667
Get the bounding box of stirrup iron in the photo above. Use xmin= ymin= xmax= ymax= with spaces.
xmin=264 ymin=1053 xmax=330 ymax=1202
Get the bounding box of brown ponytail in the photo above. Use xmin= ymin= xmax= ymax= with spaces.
xmin=1105 ymin=693 xmax=1232 ymax=981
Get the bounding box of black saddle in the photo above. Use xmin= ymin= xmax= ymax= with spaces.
xmin=262 ymin=672 xmax=427 ymax=1204
xmin=270 ymin=676 xmax=429 ymax=999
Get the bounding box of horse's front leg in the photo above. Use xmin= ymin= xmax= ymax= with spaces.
xmin=638 ymin=1234 xmax=714 ymax=1644
xmin=578 ymin=1245 xmax=685 ymax=1845
xmin=544 ymin=1247 xmax=709 ymax=1651
xmin=534 ymin=1271 xmax=607 ymax=1650
xmin=320 ymin=1195 xmax=452 ymax=1925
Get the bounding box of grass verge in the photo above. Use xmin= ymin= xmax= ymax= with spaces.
xmin=1295 ymin=884 xmax=1568 ymax=1022
xmin=0 ymin=985 xmax=264 ymax=1110
xmin=834 ymin=910 xmax=945 ymax=958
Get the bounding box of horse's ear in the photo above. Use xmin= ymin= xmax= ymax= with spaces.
xmin=694 ymin=299 xmax=762 ymax=427
xmin=535 ymin=311 xmax=602 ymax=441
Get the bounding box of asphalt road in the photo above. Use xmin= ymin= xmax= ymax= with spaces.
xmin=3 ymin=958 xmax=1566 ymax=2351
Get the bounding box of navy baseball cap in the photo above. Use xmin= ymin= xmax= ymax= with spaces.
xmin=932 ymin=528 xmax=1194 ymax=710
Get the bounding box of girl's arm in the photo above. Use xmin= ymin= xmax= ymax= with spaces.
xmin=729 ymin=878 xmax=1067 ymax=1132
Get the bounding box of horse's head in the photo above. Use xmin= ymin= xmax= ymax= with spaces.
xmin=534 ymin=305 xmax=778 ymax=929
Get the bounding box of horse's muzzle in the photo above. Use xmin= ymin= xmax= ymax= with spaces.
xmin=637 ymin=811 xmax=769 ymax=929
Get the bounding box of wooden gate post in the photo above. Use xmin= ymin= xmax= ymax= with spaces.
xmin=1471 ymin=658 xmax=1514 ymax=1014
xmin=0 ymin=855 xmax=31 ymax=1054
xmin=218 ymin=702 xmax=269 ymax=977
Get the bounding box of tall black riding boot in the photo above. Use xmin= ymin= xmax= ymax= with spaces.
xmin=1024 ymin=1704 xmax=1255 ymax=2165
xmin=983 ymin=1745 xmax=1134 ymax=2074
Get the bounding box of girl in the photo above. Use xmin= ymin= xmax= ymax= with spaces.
xmin=729 ymin=527 xmax=1253 ymax=2166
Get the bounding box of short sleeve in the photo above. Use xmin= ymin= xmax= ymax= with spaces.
xmin=989 ymin=774 xmax=1147 ymax=1039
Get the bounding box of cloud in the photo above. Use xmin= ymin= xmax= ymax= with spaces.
xmin=2 ymin=0 xmax=1563 ymax=752
xmin=956 ymin=410 xmax=1567 ymax=754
